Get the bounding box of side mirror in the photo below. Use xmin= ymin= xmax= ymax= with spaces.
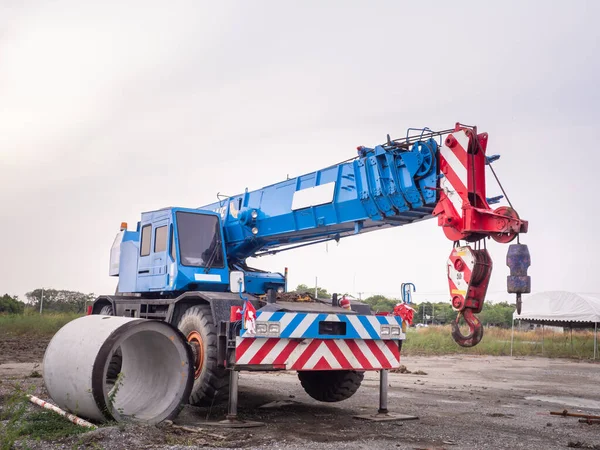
xmin=230 ymin=271 xmax=245 ymax=293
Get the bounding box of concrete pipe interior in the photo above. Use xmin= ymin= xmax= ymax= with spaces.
xmin=43 ymin=315 xmax=193 ymax=425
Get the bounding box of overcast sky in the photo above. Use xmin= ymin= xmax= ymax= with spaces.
xmin=1 ymin=1 xmax=598 ymax=304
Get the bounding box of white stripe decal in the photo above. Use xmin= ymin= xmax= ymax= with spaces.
xmin=440 ymin=177 xmax=464 ymax=218
xmin=336 ymin=339 xmax=360 ymax=366
xmin=356 ymin=340 xmax=380 ymax=367
xmin=347 ymin=315 xmax=370 ymax=339
xmin=454 ymin=130 xmax=470 ymax=158
xmin=379 ymin=341 xmax=397 ymax=364
xmin=385 ymin=315 xmax=399 ymax=325
xmin=366 ymin=315 xmax=382 ymax=333
xmin=193 ymin=273 xmax=221 ymax=282
xmin=262 ymin=338 xmax=290 ymax=364
xmin=323 ymin=351 xmax=342 ymax=369
xmin=288 ymin=339 xmax=311 ymax=363
xmin=303 ymin=342 xmax=327 ymax=369
xmin=256 ymin=312 xmax=273 ymax=322
xmin=277 ymin=313 xmax=296 ymax=332
xmin=236 ymin=338 xmax=266 ymax=364
xmin=291 ymin=182 xmax=336 ymax=211
xmin=441 ymin=141 xmax=468 ymax=187
xmin=289 ymin=315 xmax=316 ymax=337
xmin=325 ymin=314 xmax=341 ymax=322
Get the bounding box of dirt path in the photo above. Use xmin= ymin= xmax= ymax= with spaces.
xmin=0 ymin=334 xmax=50 ymax=364
xmin=2 ymin=354 xmax=600 ymax=449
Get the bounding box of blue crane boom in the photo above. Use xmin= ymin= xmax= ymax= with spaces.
xmin=201 ymin=137 xmax=440 ymax=262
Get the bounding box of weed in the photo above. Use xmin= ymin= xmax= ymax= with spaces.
xmin=0 ymin=385 xmax=88 ymax=449
xmin=18 ymin=410 xmax=88 ymax=441
xmin=105 ymin=372 xmax=125 ymax=419
xmin=0 ymin=384 xmax=29 ymax=450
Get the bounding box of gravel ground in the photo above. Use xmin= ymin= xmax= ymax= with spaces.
xmin=1 ymin=355 xmax=600 ymax=449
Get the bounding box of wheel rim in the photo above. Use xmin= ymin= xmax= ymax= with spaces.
xmin=187 ymin=331 xmax=204 ymax=379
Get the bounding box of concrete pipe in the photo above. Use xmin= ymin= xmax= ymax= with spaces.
xmin=43 ymin=315 xmax=193 ymax=424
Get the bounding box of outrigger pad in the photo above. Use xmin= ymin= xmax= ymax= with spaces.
xmin=353 ymin=412 xmax=419 ymax=422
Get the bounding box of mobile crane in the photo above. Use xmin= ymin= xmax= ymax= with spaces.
xmin=89 ymin=123 xmax=530 ymax=413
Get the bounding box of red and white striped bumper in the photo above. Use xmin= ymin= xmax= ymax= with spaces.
xmin=235 ymin=337 xmax=401 ymax=371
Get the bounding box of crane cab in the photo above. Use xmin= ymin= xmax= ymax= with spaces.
xmin=110 ymin=207 xmax=230 ymax=294
xmin=109 ymin=207 xmax=286 ymax=296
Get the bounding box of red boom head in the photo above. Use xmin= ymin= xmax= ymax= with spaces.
xmin=432 ymin=124 xmax=528 ymax=243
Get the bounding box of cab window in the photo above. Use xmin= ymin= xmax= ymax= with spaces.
xmin=140 ymin=224 xmax=152 ymax=256
xmin=154 ymin=226 xmax=168 ymax=253
xmin=176 ymin=212 xmax=224 ymax=268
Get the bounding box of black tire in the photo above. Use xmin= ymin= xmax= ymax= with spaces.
xmin=177 ymin=305 xmax=229 ymax=406
xmin=99 ymin=305 xmax=114 ymax=316
xmin=106 ymin=349 xmax=122 ymax=387
xmin=97 ymin=304 xmax=122 ymax=386
xmin=298 ymin=370 xmax=364 ymax=402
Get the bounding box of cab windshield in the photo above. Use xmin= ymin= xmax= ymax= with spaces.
xmin=176 ymin=212 xmax=224 ymax=268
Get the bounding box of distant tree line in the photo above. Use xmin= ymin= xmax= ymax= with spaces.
xmin=0 ymin=294 xmax=26 ymax=314
xmin=0 ymin=289 xmax=95 ymax=314
xmin=25 ymin=289 xmax=95 ymax=314
xmin=364 ymin=296 xmax=516 ymax=328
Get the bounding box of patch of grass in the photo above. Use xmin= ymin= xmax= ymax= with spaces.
xmin=0 ymin=312 xmax=81 ymax=337
xmin=0 ymin=385 xmax=89 ymax=449
xmin=403 ymin=325 xmax=598 ymax=359
xmin=28 ymin=364 xmax=43 ymax=379
xmin=19 ymin=410 xmax=88 ymax=441
xmin=0 ymin=385 xmax=29 ymax=450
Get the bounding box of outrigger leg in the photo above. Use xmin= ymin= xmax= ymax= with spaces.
xmin=353 ymin=369 xmax=419 ymax=422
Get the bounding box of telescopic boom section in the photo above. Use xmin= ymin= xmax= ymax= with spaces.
xmin=202 ymin=134 xmax=441 ymax=261
xmin=202 ymin=123 xmax=530 ymax=348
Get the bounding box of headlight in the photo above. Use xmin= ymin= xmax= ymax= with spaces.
xmin=251 ymin=227 xmax=259 ymax=235
xmin=277 ymin=286 xmax=284 ymax=293
xmin=380 ymin=326 xmax=390 ymax=336
xmin=251 ymin=210 xmax=258 ymax=219
xmin=254 ymin=322 xmax=280 ymax=336
xmin=391 ymin=326 xmax=401 ymax=336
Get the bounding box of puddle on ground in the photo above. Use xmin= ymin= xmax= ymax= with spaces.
xmin=525 ymin=396 xmax=600 ymax=410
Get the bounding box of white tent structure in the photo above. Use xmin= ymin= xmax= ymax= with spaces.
xmin=510 ymin=291 xmax=600 ymax=358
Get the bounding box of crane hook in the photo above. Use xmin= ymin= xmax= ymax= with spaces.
xmin=451 ymin=308 xmax=484 ymax=348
